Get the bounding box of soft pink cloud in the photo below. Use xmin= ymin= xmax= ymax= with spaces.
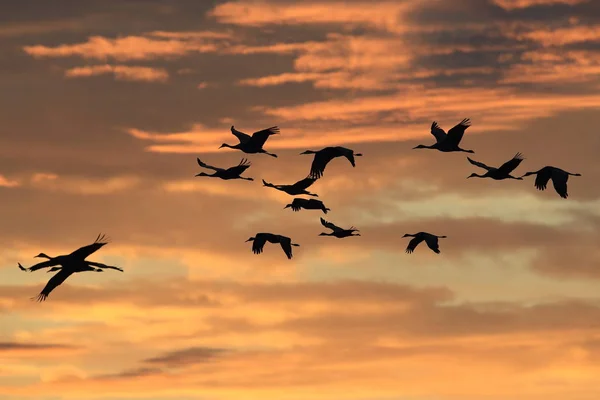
xmin=65 ymin=65 xmax=169 ymax=82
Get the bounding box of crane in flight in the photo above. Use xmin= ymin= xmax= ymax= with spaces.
xmin=195 ymin=157 xmax=254 ymax=181
xmin=245 ymin=233 xmax=300 ymax=259
xmin=219 ymin=125 xmax=279 ymax=157
xmin=520 ymin=166 xmax=581 ymax=199
xmin=318 ymin=218 xmax=360 ymax=238
xmin=402 ymin=232 xmax=447 ymax=254
xmin=300 ymin=146 xmax=363 ymax=179
xmin=467 ymin=153 xmax=525 ymax=180
xmin=413 ymin=118 xmax=475 ymax=153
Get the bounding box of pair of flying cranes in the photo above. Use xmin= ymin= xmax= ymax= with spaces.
xmin=19 ymin=121 xmax=581 ymax=301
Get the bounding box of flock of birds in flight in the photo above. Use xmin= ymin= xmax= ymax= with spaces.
xmin=18 ymin=119 xmax=581 ymax=301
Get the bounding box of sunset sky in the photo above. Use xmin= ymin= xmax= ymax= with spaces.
xmin=2 ymin=0 xmax=600 ymax=399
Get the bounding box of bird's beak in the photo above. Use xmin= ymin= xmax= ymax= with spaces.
xmin=245 ymin=238 xmax=252 ymax=242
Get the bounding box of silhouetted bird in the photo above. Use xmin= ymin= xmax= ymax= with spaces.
xmin=18 ymin=234 xmax=113 ymax=301
xmin=467 ymin=153 xmax=525 ymax=180
xmin=219 ymin=126 xmax=279 ymax=157
xmin=245 ymin=233 xmax=299 ymax=259
xmin=300 ymin=146 xmax=363 ymax=179
xmin=18 ymin=253 xmax=123 ymax=273
xmin=413 ymin=118 xmax=474 ymax=153
xmin=520 ymin=166 xmax=581 ymax=199
xmin=402 ymin=232 xmax=447 ymax=254
xmin=195 ymin=157 xmax=254 ymax=181
xmin=284 ymin=198 xmax=330 ymax=214
xmin=262 ymin=176 xmax=318 ymax=197
xmin=319 ymin=218 xmax=360 ymax=238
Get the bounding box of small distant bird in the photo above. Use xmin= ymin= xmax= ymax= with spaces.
xmin=18 ymin=234 xmax=113 ymax=302
xmin=262 ymin=176 xmax=319 ymax=197
xmin=219 ymin=125 xmax=279 ymax=157
xmin=520 ymin=166 xmax=581 ymax=199
xmin=300 ymin=146 xmax=363 ymax=179
xmin=413 ymin=118 xmax=474 ymax=153
xmin=467 ymin=152 xmax=525 ymax=180
xmin=319 ymin=218 xmax=360 ymax=238
xmin=402 ymin=232 xmax=447 ymax=254
xmin=245 ymin=233 xmax=300 ymax=259
xmin=195 ymin=157 xmax=254 ymax=181
xmin=284 ymin=198 xmax=330 ymax=214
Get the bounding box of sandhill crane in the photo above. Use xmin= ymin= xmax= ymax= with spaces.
xmin=319 ymin=218 xmax=360 ymax=238
xmin=18 ymin=234 xmax=113 ymax=301
xmin=402 ymin=232 xmax=447 ymax=254
xmin=195 ymin=158 xmax=254 ymax=181
xmin=467 ymin=153 xmax=525 ymax=180
xmin=284 ymin=198 xmax=330 ymax=214
xmin=18 ymin=253 xmax=123 ymax=273
xmin=520 ymin=166 xmax=581 ymax=199
xmin=245 ymin=233 xmax=300 ymax=259
xmin=413 ymin=118 xmax=474 ymax=153
xmin=299 ymin=146 xmax=363 ymax=179
xmin=262 ymin=176 xmax=318 ymax=197
xmin=219 ymin=126 xmax=279 ymax=157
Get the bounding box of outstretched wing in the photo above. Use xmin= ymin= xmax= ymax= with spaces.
xmin=467 ymin=157 xmax=492 ymax=171
xmin=279 ymin=236 xmax=294 ymax=259
xmin=497 ymin=153 xmax=524 ymax=175
xmin=251 ymin=126 xmax=280 ymax=148
xmin=251 ymin=234 xmax=268 ymax=255
xmin=445 ymin=118 xmax=471 ymax=146
xmin=320 ymin=217 xmax=342 ymax=232
xmin=423 ymin=235 xmax=441 ymax=254
xmin=67 ymin=233 xmax=110 ymax=260
xmin=25 ymin=259 xmax=61 ymax=272
xmin=551 ymin=172 xmax=568 ymax=199
xmin=430 ymin=122 xmax=447 ymax=143
xmin=87 ymin=261 xmax=124 ymax=272
xmin=405 ymin=237 xmax=425 ymax=254
xmin=230 ymin=126 xmax=252 ymax=144
xmin=293 ymin=176 xmax=317 ymax=190
xmin=309 ymin=148 xmax=336 ymax=179
xmin=533 ymin=167 xmax=552 ymax=191
xmin=32 ymin=269 xmax=73 ymax=302
xmin=225 ymin=158 xmax=251 ymax=176
xmin=197 ymin=157 xmax=223 ymax=172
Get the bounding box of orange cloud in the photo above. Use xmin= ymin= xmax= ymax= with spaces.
xmin=0 ymin=174 xmax=20 ymax=187
xmin=501 ymin=51 xmax=600 ymax=84
xmin=65 ymin=65 xmax=169 ymax=82
xmin=208 ymin=1 xmax=411 ymax=33
xmin=28 ymin=173 xmax=140 ymax=194
xmin=514 ymin=24 xmax=600 ymax=46
xmin=23 ymin=34 xmax=222 ymax=61
xmin=492 ymin=0 xmax=589 ymax=10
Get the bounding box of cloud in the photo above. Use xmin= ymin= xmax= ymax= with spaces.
xmin=23 ymin=33 xmax=227 ymax=61
xmin=0 ymin=174 xmax=20 ymax=187
xmin=27 ymin=173 xmax=141 ymax=195
xmin=0 ymin=342 xmax=75 ymax=351
xmin=144 ymin=347 xmax=227 ymax=367
xmin=208 ymin=1 xmax=411 ymax=33
xmin=491 ymin=0 xmax=590 ymax=10
xmin=64 ymin=65 xmax=169 ymax=82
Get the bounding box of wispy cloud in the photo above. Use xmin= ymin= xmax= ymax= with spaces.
xmin=65 ymin=65 xmax=169 ymax=82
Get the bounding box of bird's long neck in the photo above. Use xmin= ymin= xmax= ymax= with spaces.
xmin=458 ymin=148 xmax=474 ymax=153
xmin=195 ymin=172 xmax=212 ymax=177
xmin=320 ymin=232 xmax=334 ymax=236
xmin=567 ymin=172 xmax=582 ymax=176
